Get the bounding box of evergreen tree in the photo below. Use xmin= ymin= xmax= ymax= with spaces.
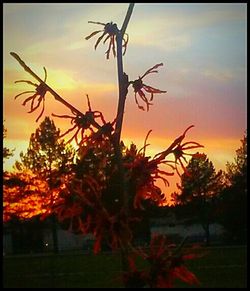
xmin=17 ymin=116 xmax=75 ymax=181
xmin=172 ymin=153 xmax=223 ymax=245
xmin=225 ymin=133 xmax=247 ymax=186
xmin=16 ymin=116 xmax=76 ymax=253
xmin=218 ymin=133 xmax=247 ymax=243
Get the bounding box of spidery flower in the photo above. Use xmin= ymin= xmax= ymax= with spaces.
xmin=85 ymin=21 xmax=129 ymax=59
xmin=88 ymin=118 xmax=116 ymax=145
xmin=123 ymin=131 xmax=175 ymax=209
xmin=124 ymin=234 xmax=200 ymax=288
xmin=131 ymin=63 xmax=167 ymax=111
xmin=53 ymin=175 xmax=135 ymax=253
xmin=14 ymin=67 xmax=48 ymax=122
xmin=52 ymin=95 xmax=105 ymax=145
xmin=92 ymin=208 xmax=138 ymax=254
xmin=155 ymin=125 xmax=204 ymax=177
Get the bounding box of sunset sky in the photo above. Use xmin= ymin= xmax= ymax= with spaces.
xmin=3 ymin=3 xmax=247 ymax=201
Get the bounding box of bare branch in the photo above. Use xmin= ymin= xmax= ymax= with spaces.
xmin=121 ymin=3 xmax=135 ymax=37
xmin=10 ymin=52 xmax=101 ymax=129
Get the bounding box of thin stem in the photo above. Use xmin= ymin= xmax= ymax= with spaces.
xmin=114 ymin=35 xmax=125 ymax=143
xmin=112 ymin=4 xmax=134 ymax=286
xmin=114 ymin=3 xmax=134 ymax=144
xmin=113 ymin=2 xmax=135 ymax=214
xmin=121 ymin=3 xmax=135 ymax=37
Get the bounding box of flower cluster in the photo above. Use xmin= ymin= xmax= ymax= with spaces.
xmin=123 ymin=234 xmax=200 ymax=288
xmin=50 ymin=124 xmax=203 ymax=254
xmin=52 ymin=95 xmax=106 ymax=145
xmin=123 ymin=142 xmax=174 ymax=209
xmin=52 ymin=171 xmax=136 ymax=253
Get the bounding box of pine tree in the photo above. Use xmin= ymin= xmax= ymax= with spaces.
xmin=16 ymin=116 xmax=76 ymax=253
xmin=18 ymin=116 xmax=75 ymax=182
xmin=172 ymin=153 xmax=223 ymax=245
xmin=218 ymin=133 xmax=247 ymax=243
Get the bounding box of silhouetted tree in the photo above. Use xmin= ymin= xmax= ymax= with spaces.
xmin=17 ymin=116 xmax=75 ymax=180
xmin=226 ymin=133 xmax=247 ymax=185
xmin=172 ymin=153 xmax=223 ymax=245
xmin=15 ymin=116 xmax=76 ymax=253
xmin=218 ymin=133 xmax=247 ymax=244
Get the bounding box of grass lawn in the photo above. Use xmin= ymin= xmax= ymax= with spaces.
xmin=3 ymin=245 xmax=247 ymax=288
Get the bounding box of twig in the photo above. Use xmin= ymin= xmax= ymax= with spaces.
xmin=120 ymin=3 xmax=135 ymax=37
xmin=10 ymin=52 xmax=101 ymax=129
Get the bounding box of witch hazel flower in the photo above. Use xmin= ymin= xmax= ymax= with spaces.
xmin=131 ymin=63 xmax=167 ymax=111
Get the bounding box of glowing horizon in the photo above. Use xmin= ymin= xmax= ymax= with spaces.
xmin=3 ymin=3 xmax=247 ymax=202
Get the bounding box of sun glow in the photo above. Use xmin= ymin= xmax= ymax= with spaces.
xmin=3 ymin=171 xmax=62 ymax=222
